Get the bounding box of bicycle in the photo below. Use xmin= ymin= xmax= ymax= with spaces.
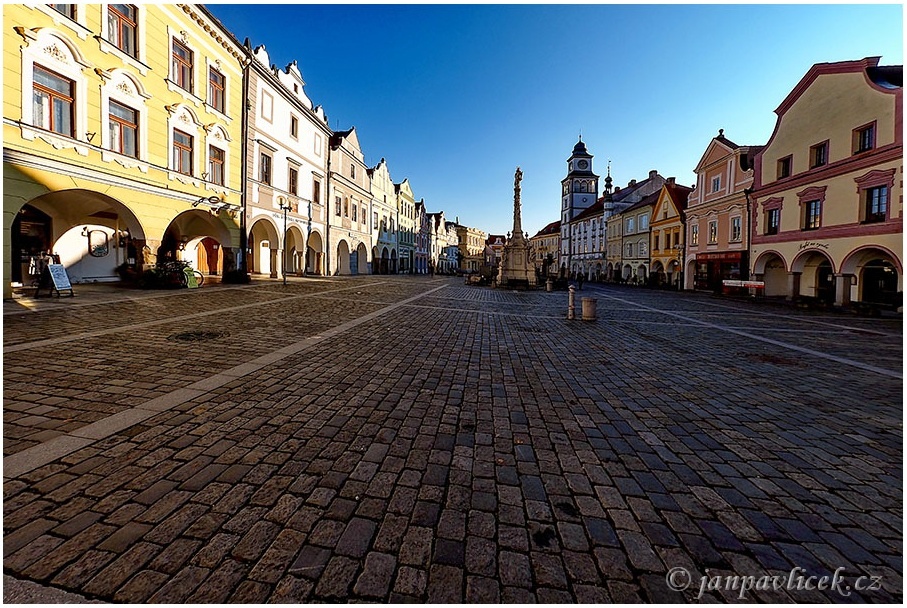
xmin=181 ymin=267 xmax=205 ymax=287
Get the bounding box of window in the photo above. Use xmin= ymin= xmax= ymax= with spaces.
xmin=288 ymin=166 xmax=298 ymax=196
xmin=290 ymin=115 xmax=298 ymax=139
xmin=49 ymin=4 xmax=75 ymax=19
xmin=708 ymin=220 xmax=718 ymax=243
xmin=373 ymin=212 xmax=379 ymax=229
xmin=259 ymin=152 xmax=272 ymax=185
xmin=313 ymin=179 xmax=321 ymax=204
xmin=108 ymin=100 xmax=137 ymax=157
xmin=864 ymin=186 xmax=888 ymax=223
xmin=777 ymin=156 xmax=792 ymax=179
xmin=343 ymin=198 xmax=349 ymax=217
xmin=208 ymin=67 xmax=225 ymax=113
xmin=350 ymin=164 xmax=356 ymax=179
xmin=625 ymin=242 xmax=633 ymax=257
xmin=654 ymin=234 xmax=660 ymax=251
xmin=711 ymin=175 xmax=721 ymax=192
xmin=361 ymin=205 xmax=366 ymax=223
xmin=208 ymin=145 xmax=224 ymax=185
xmin=691 ymin=225 xmax=699 ymax=245
xmin=625 ymin=217 xmax=635 ymax=233
xmin=172 ymin=129 xmax=192 ymax=175
xmin=810 ymin=141 xmax=828 ymax=168
xmin=335 ymin=196 xmax=341 ymax=216
xmin=33 ymin=65 xmax=74 ymax=136
xmin=107 ymin=5 xmax=137 ymax=58
xmin=731 ymin=216 xmax=742 ymax=241
xmin=639 ymin=242 xmax=647 ymax=256
xmin=803 ymin=200 xmax=821 ymax=230
xmin=766 ymin=209 xmax=780 ymax=235
xmin=172 ymin=39 xmax=193 ymax=92
xmin=639 ymin=214 xmax=649 ymax=230
xmin=352 ymin=203 xmax=358 ymax=222
xmin=854 ymin=123 xmax=875 ymax=154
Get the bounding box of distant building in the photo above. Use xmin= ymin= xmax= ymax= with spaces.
xmin=396 ymin=179 xmax=416 ymax=273
xmin=328 ymin=128 xmax=372 ymax=275
xmin=529 ymin=220 xmax=560 ymax=277
xmin=614 ymin=192 xmax=658 ymax=283
xmin=560 ymin=138 xmax=600 ymax=274
xmin=650 ymin=181 xmax=693 ymax=288
xmin=368 ymin=158 xmax=398 ymax=274
xmin=456 ymin=224 xmax=488 ymax=272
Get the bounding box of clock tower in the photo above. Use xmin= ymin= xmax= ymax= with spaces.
xmin=560 ymin=137 xmax=599 ymax=269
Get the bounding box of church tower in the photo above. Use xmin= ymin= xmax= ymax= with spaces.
xmin=560 ymin=137 xmax=599 ymax=266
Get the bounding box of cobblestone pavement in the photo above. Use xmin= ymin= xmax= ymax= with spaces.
xmin=3 ymin=277 xmax=902 ymax=603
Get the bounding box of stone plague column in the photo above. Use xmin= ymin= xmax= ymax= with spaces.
xmin=498 ymin=166 xmax=537 ymax=288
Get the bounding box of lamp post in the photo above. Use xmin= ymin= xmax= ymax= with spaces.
xmin=278 ymin=197 xmax=291 ymax=287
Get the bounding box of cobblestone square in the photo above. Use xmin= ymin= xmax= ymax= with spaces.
xmin=3 ymin=277 xmax=902 ymax=602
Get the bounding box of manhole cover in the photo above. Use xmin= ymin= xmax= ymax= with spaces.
xmin=168 ymin=330 xmax=229 ymax=342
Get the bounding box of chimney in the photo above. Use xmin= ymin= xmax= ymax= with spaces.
xmin=667 ymin=177 xmax=675 ymax=185
xmin=649 ymin=170 xmax=657 ymax=179
xmin=629 ymin=179 xmax=637 ymax=187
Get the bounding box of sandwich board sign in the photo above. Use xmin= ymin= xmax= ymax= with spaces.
xmin=35 ymin=263 xmax=74 ymax=297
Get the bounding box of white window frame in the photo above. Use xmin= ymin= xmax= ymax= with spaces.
xmin=711 ymin=175 xmax=721 ymax=193
xmin=165 ymin=27 xmax=201 ymax=105
xmin=205 ymin=58 xmax=229 ymax=120
xmin=97 ymin=3 xmax=148 ymax=74
xmin=166 ymin=103 xmax=202 ymax=185
xmin=99 ymin=68 xmax=150 ymax=170
xmin=730 ymin=216 xmax=742 ymax=242
xmin=204 ymin=124 xmax=231 ymax=194
xmin=19 ymin=29 xmax=90 ymax=155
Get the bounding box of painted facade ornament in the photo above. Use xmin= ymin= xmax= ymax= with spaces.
xmin=43 ymin=43 xmax=69 ymax=64
xmin=180 ymin=30 xmax=189 ymax=43
xmin=116 ymin=81 xmax=134 ymax=95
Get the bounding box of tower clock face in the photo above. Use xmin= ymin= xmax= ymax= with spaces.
xmin=578 ymin=160 xmax=589 ymax=170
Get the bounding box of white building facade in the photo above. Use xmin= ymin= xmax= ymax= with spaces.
xmin=244 ymin=45 xmax=331 ymax=278
xmin=368 ymin=158 xmax=398 ymax=274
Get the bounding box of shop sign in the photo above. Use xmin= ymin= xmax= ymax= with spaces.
xmin=723 ymin=279 xmax=764 ymax=288
xmin=697 ymin=252 xmax=742 ymax=261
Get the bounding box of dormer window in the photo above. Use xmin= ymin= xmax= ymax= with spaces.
xmin=853 ymin=123 xmax=875 ymax=154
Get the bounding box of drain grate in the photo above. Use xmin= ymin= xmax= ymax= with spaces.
xmin=168 ymin=330 xmax=229 ymax=342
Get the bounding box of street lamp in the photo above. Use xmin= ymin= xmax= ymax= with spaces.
xmin=278 ymin=197 xmax=291 ymax=286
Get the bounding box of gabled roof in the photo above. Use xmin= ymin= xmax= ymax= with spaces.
xmin=572 ymin=198 xmax=605 ymax=222
xmin=663 ymin=183 xmax=694 ymax=212
xmin=531 ymin=220 xmax=561 ymax=238
xmin=621 ymin=191 xmax=660 ymax=214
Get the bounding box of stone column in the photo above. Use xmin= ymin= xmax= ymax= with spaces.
xmin=788 ymin=271 xmax=801 ymax=301
xmin=270 ymin=248 xmax=279 ymax=278
xmin=835 ymin=274 xmax=853 ymax=307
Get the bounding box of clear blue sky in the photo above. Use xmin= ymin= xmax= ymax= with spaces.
xmin=208 ymin=3 xmax=903 ymax=237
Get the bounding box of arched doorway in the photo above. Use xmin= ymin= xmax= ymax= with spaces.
xmin=391 ymin=249 xmax=398 ymax=274
xmin=381 ymin=247 xmax=390 ymax=275
xmin=840 ymin=246 xmax=902 ymax=308
xmin=306 ymin=231 xmax=324 ymax=275
xmin=337 ymin=240 xmax=351 ymax=275
xmin=636 ymin=265 xmax=647 ymax=285
xmin=792 ymin=250 xmax=835 ymax=303
xmin=356 ymin=243 xmax=368 ymax=275
xmin=753 ymin=252 xmax=788 ymax=297
xmin=163 ymin=210 xmax=233 ymax=278
xmin=861 ymin=260 xmax=899 ymax=306
xmin=10 ymin=189 xmax=146 ymax=287
xmin=286 ymin=225 xmax=306 ymax=276
xmin=248 ymin=217 xmax=280 ymax=277
xmin=652 ymin=261 xmax=666 ymax=287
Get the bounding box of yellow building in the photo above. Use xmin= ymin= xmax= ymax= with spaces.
xmin=528 ymin=220 xmax=559 ymax=277
xmin=4 ymin=4 xmax=244 ymax=296
xmin=650 ymin=181 xmax=692 ymax=289
xmin=455 ymin=223 xmax=487 ymax=272
xmin=751 ymin=57 xmax=902 ymax=308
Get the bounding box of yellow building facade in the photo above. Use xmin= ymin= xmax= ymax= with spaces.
xmin=649 ymin=182 xmax=692 ymax=289
xmin=3 ymin=4 xmax=243 ymax=297
xmin=751 ymin=57 xmax=902 ymax=308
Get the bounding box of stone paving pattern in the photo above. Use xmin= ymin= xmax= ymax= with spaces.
xmin=3 ymin=277 xmax=902 ymax=602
